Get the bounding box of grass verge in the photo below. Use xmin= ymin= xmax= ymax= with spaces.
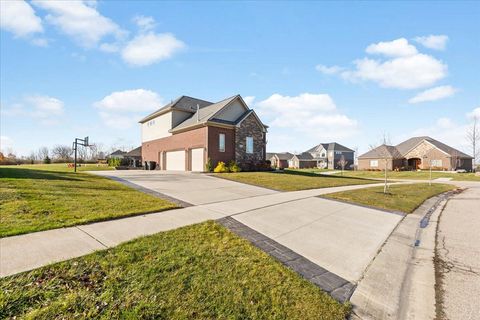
xmin=0 ymin=221 xmax=350 ymax=319
xmin=215 ymin=171 xmax=376 ymax=191
xmin=323 ymin=183 xmax=455 ymax=213
xmin=0 ymin=165 xmax=177 ymax=237
xmin=326 ymin=170 xmax=480 ymax=182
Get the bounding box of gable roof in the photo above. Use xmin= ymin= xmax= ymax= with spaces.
xmin=109 ymin=149 xmax=126 ymax=156
xmin=359 ymin=144 xmax=403 ymax=159
xmin=358 ymin=136 xmax=473 ymax=159
xmin=306 ymin=142 xmax=354 ymax=153
xmin=139 ymin=96 xmax=213 ymax=123
xmin=126 ymin=146 xmax=142 ymax=157
xmin=295 ymin=152 xmax=315 ymax=160
xmin=268 ymin=152 xmax=294 ymax=160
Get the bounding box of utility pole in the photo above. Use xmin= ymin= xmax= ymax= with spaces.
xmin=72 ymin=136 xmax=89 ymax=172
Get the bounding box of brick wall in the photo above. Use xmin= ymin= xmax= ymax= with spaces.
xmin=206 ymin=126 xmax=235 ymax=166
xmin=141 ymin=126 xmax=207 ymax=169
xmin=234 ymin=113 xmax=266 ymax=168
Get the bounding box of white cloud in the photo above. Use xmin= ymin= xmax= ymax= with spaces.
xmin=408 ymin=85 xmax=456 ymax=104
xmin=414 ymin=35 xmax=448 ymax=50
xmin=436 ymin=117 xmax=454 ymax=129
xmin=133 ymin=15 xmax=156 ymax=32
xmin=94 ymin=89 xmax=162 ymax=128
xmin=0 ymin=136 xmax=14 ymax=152
xmin=32 ymin=0 xmax=125 ymax=48
xmin=366 ymin=38 xmax=418 ymax=57
xmin=255 ymin=93 xmax=358 ymax=141
xmin=1 ymin=95 xmax=64 ymax=123
xmin=315 ymin=64 xmax=344 ymax=75
xmin=467 ymin=107 xmax=480 ymax=119
xmin=343 ymin=53 xmax=447 ymax=89
xmin=121 ymin=32 xmax=185 ymax=66
xmin=243 ymin=96 xmax=255 ymax=106
xmin=0 ymin=0 xmax=43 ymax=37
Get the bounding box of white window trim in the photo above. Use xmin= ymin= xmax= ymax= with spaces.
xmin=246 ymin=136 xmax=253 ymax=154
xmin=219 ymin=133 xmax=225 ymax=152
xmin=370 ymin=160 xmax=378 ymax=167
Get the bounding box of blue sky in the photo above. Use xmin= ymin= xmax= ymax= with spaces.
xmin=1 ymin=0 xmax=479 ymax=157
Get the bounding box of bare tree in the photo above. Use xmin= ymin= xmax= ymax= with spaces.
xmin=37 ymin=146 xmax=49 ymax=160
xmin=337 ymin=155 xmax=348 ymax=176
xmin=467 ymin=115 xmax=480 ymax=171
xmin=450 ymin=150 xmax=464 ymax=171
xmin=52 ymin=145 xmax=72 ymax=161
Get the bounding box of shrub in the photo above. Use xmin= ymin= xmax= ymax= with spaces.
xmin=108 ymin=158 xmax=121 ymax=167
xmin=228 ymin=160 xmax=241 ymax=172
xmin=43 ymin=156 xmax=51 ymax=164
xmin=214 ymin=161 xmax=229 ymax=173
xmin=205 ymin=158 xmax=213 ymax=172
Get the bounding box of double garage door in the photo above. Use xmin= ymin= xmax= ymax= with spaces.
xmin=165 ymin=148 xmax=204 ymax=171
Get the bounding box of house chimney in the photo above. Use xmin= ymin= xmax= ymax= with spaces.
xmin=196 ymin=104 xmax=200 ymax=122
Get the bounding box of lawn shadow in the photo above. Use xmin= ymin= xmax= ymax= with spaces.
xmin=0 ymin=168 xmax=81 ymax=181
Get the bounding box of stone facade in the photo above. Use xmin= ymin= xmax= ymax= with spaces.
xmin=234 ymin=113 xmax=266 ymax=168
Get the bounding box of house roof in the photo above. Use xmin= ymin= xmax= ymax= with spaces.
xmin=268 ymin=152 xmax=294 ymax=160
xmin=358 ymin=136 xmax=473 ymax=159
xmin=295 ymin=152 xmax=315 ymax=160
xmin=109 ymin=149 xmax=126 ymax=156
xmin=359 ymin=144 xmax=403 ymax=159
xmin=306 ymin=142 xmax=354 ymax=153
xmin=126 ymin=146 xmax=142 ymax=157
xmin=139 ymin=96 xmax=213 ymax=123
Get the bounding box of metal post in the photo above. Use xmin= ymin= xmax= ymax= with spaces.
xmin=74 ymin=140 xmax=77 ymax=173
xmin=72 ymin=136 xmax=89 ymax=173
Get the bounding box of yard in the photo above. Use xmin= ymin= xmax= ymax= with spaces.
xmin=0 ymin=221 xmax=350 ymax=319
xmin=0 ymin=164 xmax=177 ymax=237
xmin=215 ymin=171 xmax=376 ymax=191
xmin=323 ymin=183 xmax=456 ymax=213
xmin=326 ymin=170 xmax=480 ymax=181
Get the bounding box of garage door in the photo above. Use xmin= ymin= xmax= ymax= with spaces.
xmin=190 ymin=148 xmax=204 ymax=172
xmin=166 ymin=150 xmax=185 ymax=171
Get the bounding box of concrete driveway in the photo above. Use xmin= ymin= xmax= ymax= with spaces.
xmin=91 ymin=170 xmax=277 ymax=205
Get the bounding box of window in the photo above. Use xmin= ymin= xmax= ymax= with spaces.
xmin=219 ymin=133 xmax=225 ymax=152
xmin=335 ymin=151 xmax=342 ymax=155
xmin=370 ymin=160 xmax=378 ymax=167
xmin=246 ymin=137 xmax=253 ymax=154
xmin=431 ymin=159 xmax=442 ymax=167
xmin=321 ymin=152 xmax=326 ymax=158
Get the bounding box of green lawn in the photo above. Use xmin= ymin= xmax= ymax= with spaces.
xmin=324 ymin=183 xmax=456 ymax=213
xmin=327 ymin=170 xmax=480 ymax=181
xmin=0 ymin=221 xmax=350 ymax=319
xmin=215 ymin=171 xmax=377 ymax=191
xmin=0 ymin=165 xmax=177 ymax=237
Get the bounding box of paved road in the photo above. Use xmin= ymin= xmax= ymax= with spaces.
xmin=437 ymin=183 xmax=480 ymax=320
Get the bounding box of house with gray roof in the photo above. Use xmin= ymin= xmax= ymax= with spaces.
xmin=358 ymin=136 xmax=473 ymax=171
xmin=288 ymin=143 xmax=355 ymax=169
xmin=139 ymin=95 xmax=268 ymax=171
xmin=267 ymin=152 xmax=294 ymax=169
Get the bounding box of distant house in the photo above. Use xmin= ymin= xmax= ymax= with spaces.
xmin=125 ymin=146 xmax=142 ymax=167
xmin=139 ymin=95 xmax=268 ymax=171
xmin=288 ymin=143 xmax=355 ymax=169
xmin=267 ymin=152 xmax=293 ymax=169
xmin=358 ymin=136 xmax=473 ymax=171
xmin=108 ymin=150 xmax=127 ymax=159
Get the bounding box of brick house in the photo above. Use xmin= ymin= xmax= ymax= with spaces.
xmin=266 ymin=152 xmax=293 ymax=169
xmin=139 ymin=95 xmax=268 ymax=171
xmin=358 ymin=136 xmax=473 ymax=171
xmin=288 ymin=143 xmax=355 ymax=169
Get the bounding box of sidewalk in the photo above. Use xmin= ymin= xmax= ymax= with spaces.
xmin=1 ymin=182 xmax=388 ymax=277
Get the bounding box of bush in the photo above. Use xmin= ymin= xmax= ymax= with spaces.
xmin=228 ymin=160 xmax=241 ymax=172
xmin=205 ymin=158 xmax=213 ymax=172
xmin=108 ymin=158 xmax=121 ymax=167
xmin=214 ymin=161 xmax=229 ymax=173
xmin=43 ymin=156 xmax=51 ymax=164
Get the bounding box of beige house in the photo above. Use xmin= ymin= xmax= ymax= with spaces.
xmin=358 ymin=136 xmax=473 ymax=171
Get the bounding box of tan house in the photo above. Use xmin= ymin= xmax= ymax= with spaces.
xmin=140 ymin=95 xmax=268 ymax=171
xmin=267 ymin=152 xmax=293 ymax=169
xmin=358 ymin=136 xmax=473 ymax=171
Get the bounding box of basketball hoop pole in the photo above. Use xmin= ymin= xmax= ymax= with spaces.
xmin=72 ymin=136 xmax=89 ymax=172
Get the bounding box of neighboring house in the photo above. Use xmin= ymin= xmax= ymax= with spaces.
xmin=125 ymin=146 xmax=142 ymax=167
xmin=358 ymin=136 xmax=473 ymax=171
xmin=289 ymin=143 xmax=355 ymax=169
xmin=140 ymin=95 xmax=268 ymax=171
xmin=108 ymin=150 xmax=126 ymax=159
xmin=267 ymin=152 xmax=293 ymax=169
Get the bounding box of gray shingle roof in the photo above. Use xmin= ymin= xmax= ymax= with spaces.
xmin=268 ymin=152 xmax=294 ymax=160
xmin=139 ymin=96 xmax=213 ymax=123
xmin=306 ymin=142 xmax=354 ymax=153
xmin=170 ymin=95 xmax=239 ymax=132
xmin=126 ymin=146 xmax=142 ymax=157
xmin=359 ymin=144 xmax=403 ymax=159
xmin=296 ymin=152 xmax=315 ymax=160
